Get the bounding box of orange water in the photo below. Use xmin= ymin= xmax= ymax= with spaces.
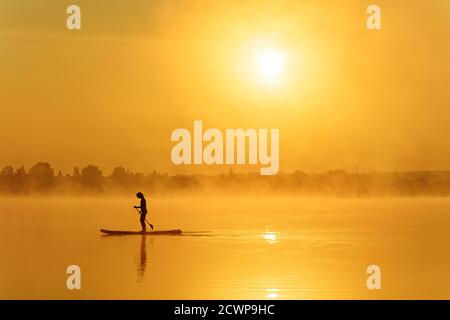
xmin=0 ymin=197 xmax=449 ymax=299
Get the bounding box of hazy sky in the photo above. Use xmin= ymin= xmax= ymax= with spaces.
xmin=1 ymin=0 xmax=449 ymax=174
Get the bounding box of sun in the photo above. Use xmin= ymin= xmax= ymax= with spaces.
xmin=257 ymin=48 xmax=286 ymax=81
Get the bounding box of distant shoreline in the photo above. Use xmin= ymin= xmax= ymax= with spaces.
xmin=1 ymin=162 xmax=449 ymax=197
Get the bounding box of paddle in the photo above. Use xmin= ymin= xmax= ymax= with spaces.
xmin=134 ymin=207 xmax=154 ymax=230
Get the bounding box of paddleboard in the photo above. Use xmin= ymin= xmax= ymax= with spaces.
xmin=100 ymin=229 xmax=182 ymax=236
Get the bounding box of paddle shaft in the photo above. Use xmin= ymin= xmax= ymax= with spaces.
xmin=134 ymin=207 xmax=154 ymax=230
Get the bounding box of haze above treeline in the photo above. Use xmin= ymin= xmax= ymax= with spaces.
xmin=2 ymin=2 xmax=450 ymax=175
xmin=0 ymin=162 xmax=449 ymax=197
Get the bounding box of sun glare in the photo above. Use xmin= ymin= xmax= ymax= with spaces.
xmin=262 ymin=231 xmax=279 ymax=244
xmin=257 ymin=49 xmax=286 ymax=81
xmin=265 ymin=288 xmax=280 ymax=299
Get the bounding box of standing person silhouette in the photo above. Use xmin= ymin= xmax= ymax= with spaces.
xmin=134 ymin=192 xmax=152 ymax=231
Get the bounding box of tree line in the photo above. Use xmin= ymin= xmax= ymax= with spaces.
xmin=1 ymin=162 xmax=450 ymax=197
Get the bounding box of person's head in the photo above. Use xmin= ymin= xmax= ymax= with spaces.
xmin=136 ymin=192 xmax=144 ymax=199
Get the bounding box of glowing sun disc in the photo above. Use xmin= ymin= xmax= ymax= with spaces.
xmin=257 ymin=49 xmax=286 ymax=80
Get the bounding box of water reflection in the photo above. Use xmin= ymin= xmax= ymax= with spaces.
xmin=265 ymin=288 xmax=279 ymax=299
xmin=136 ymin=234 xmax=152 ymax=284
xmin=2 ymin=197 xmax=448 ymax=299
xmin=261 ymin=231 xmax=279 ymax=244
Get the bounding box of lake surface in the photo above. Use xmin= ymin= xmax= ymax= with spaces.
xmin=0 ymin=197 xmax=449 ymax=299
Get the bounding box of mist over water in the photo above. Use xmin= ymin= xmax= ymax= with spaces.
xmin=0 ymin=197 xmax=449 ymax=299
xmin=2 ymin=162 xmax=450 ymax=197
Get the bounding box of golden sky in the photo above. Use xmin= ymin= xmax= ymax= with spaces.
xmin=1 ymin=0 xmax=449 ymax=174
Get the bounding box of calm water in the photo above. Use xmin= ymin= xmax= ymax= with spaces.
xmin=0 ymin=197 xmax=449 ymax=299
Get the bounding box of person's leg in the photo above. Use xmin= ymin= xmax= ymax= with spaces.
xmin=140 ymin=213 xmax=146 ymax=231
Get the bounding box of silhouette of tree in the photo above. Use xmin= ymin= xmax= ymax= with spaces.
xmin=73 ymin=167 xmax=81 ymax=178
xmin=111 ymin=166 xmax=129 ymax=187
xmin=0 ymin=166 xmax=15 ymax=194
xmin=80 ymin=165 xmax=103 ymax=191
xmin=0 ymin=166 xmax=14 ymax=176
xmin=15 ymin=166 xmax=28 ymax=194
xmin=55 ymin=170 xmax=65 ymax=189
xmin=29 ymin=162 xmax=54 ymax=192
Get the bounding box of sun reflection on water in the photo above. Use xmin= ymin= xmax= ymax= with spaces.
xmin=265 ymin=288 xmax=280 ymax=299
xmin=262 ymin=231 xmax=279 ymax=244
